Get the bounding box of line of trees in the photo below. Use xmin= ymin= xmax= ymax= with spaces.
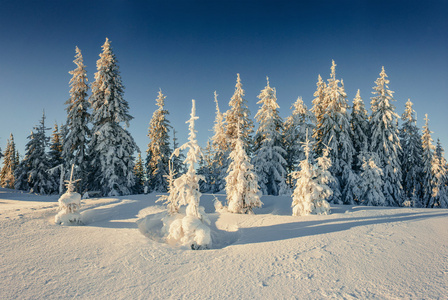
xmin=0 ymin=40 xmax=446 ymax=208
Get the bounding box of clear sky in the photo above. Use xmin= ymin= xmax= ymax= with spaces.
xmin=0 ymin=0 xmax=447 ymax=158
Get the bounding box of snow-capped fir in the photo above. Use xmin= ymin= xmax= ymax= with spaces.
xmin=421 ymin=114 xmax=435 ymax=207
xmin=162 ymin=100 xmax=211 ymax=250
xmin=15 ymin=113 xmax=55 ymax=194
xmin=315 ymin=61 xmax=356 ymax=204
xmin=62 ymin=46 xmax=91 ymax=193
xmin=283 ymin=97 xmax=315 ymax=188
xmin=48 ymin=123 xmax=64 ymax=194
xmin=88 ymin=38 xmax=138 ymax=196
xmin=157 ymin=161 xmax=179 ymax=215
xmin=224 ymin=74 xmax=254 ymax=152
xmin=311 ymin=74 xmax=327 ymax=150
xmin=399 ymin=99 xmax=424 ymax=205
xmin=350 ymin=90 xmax=370 ymax=172
xmin=370 ymin=66 xmax=403 ymax=206
xmin=170 ymin=128 xmax=186 ymax=177
xmin=55 ymin=165 xmax=82 ymax=225
xmin=431 ymin=139 xmax=448 ymax=208
xmin=146 ymin=90 xmax=172 ymax=192
xmin=209 ymin=91 xmax=228 ymax=192
xmin=198 ymin=140 xmax=214 ymax=192
xmin=0 ymin=133 xmax=17 ymax=189
xmin=359 ymin=152 xmax=386 ymax=206
xmin=133 ymin=152 xmax=145 ymax=194
xmin=291 ymin=137 xmax=332 ymax=216
xmin=252 ymin=77 xmax=288 ymax=196
xmin=225 ymin=120 xmax=263 ymax=214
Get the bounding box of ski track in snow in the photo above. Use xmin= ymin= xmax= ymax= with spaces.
xmin=1 ymin=188 xmax=447 ymax=299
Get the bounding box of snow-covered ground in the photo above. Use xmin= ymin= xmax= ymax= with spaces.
xmin=1 ymin=187 xmax=447 ymax=299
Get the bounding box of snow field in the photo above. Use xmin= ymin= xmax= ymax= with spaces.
xmin=1 ymin=188 xmax=447 ymax=299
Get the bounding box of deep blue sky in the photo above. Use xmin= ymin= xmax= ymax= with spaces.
xmin=1 ymin=0 xmax=447 ymax=158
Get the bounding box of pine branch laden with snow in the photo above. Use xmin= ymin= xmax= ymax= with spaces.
xmin=252 ymin=77 xmax=288 ymax=196
xmin=55 ymin=165 xmax=82 ymax=225
xmin=88 ymin=38 xmax=138 ymax=196
xmin=225 ymin=122 xmax=263 ymax=214
xmin=62 ymin=46 xmax=90 ymax=193
xmin=291 ymin=138 xmax=332 ymax=216
xmin=370 ymin=66 xmax=403 ymax=206
xmin=162 ymin=100 xmax=211 ymax=250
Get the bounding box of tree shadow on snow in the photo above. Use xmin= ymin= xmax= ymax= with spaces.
xmin=234 ymin=211 xmax=448 ymax=245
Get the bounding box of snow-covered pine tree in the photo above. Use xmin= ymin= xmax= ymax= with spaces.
xmin=15 ymin=113 xmax=54 ymax=194
xmin=49 ymin=123 xmax=63 ymax=193
xmin=316 ymin=61 xmax=356 ymax=204
xmin=311 ymin=74 xmax=327 ymax=153
xmin=421 ymin=114 xmax=435 ymax=207
xmin=370 ymin=66 xmax=403 ymax=206
xmin=0 ymin=133 xmax=17 ymax=188
xmin=198 ymin=140 xmax=214 ymax=193
xmin=431 ymin=139 xmax=448 ymax=208
xmin=359 ymin=152 xmax=386 ymax=206
xmin=163 ymin=100 xmax=211 ymax=250
xmin=350 ymin=90 xmax=370 ymax=172
xmin=224 ymin=74 xmax=254 ymax=152
xmin=210 ymin=91 xmax=228 ymax=192
xmin=399 ymin=99 xmax=424 ymax=205
xmin=134 ymin=152 xmax=145 ymax=194
xmin=252 ymin=77 xmax=288 ymax=196
xmin=146 ymin=89 xmax=172 ymax=192
xmin=291 ymin=137 xmax=332 ymax=216
xmin=225 ymin=119 xmax=262 ymax=214
xmin=62 ymin=46 xmax=90 ymax=193
xmin=283 ymin=97 xmax=314 ymax=188
xmin=88 ymin=38 xmax=138 ymax=196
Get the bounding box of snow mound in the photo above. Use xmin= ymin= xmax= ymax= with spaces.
xmin=55 ymin=192 xmax=82 ymax=225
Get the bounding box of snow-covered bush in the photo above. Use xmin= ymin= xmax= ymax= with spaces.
xmin=158 ymin=100 xmax=211 ymax=250
xmin=55 ymin=165 xmax=82 ymax=225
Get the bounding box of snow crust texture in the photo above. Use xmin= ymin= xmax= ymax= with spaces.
xmin=1 ymin=188 xmax=447 ymax=299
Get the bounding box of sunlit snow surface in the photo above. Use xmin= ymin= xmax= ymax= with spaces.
xmin=0 ymin=188 xmax=447 ymax=299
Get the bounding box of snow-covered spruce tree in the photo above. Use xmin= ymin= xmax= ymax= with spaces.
xmin=0 ymin=133 xmax=17 ymax=188
xmin=162 ymin=100 xmax=211 ymax=250
xmin=399 ymin=99 xmax=424 ymax=205
xmin=210 ymin=91 xmax=228 ymax=192
xmin=198 ymin=140 xmax=214 ymax=193
xmin=358 ymin=152 xmax=386 ymax=206
xmin=88 ymin=38 xmax=138 ymax=196
xmin=48 ymin=123 xmax=64 ymax=193
xmin=62 ymin=46 xmax=91 ymax=193
xmin=224 ymin=73 xmax=254 ymax=152
xmin=316 ymin=61 xmax=356 ymax=204
xmin=146 ymin=90 xmax=172 ymax=192
xmin=431 ymin=139 xmax=448 ymax=208
xmin=171 ymin=128 xmax=186 ymax=178
xmin=421 ymin=114 xmax=436 ymax=207
xmin=133 ymin=152 xmax=145 ymax=194
xmin=55 ymin=165 xmax=82 ymax=225
xmin=311 ymin=74 xmax=327 ymax=153
xmin=252 ymin=77 xmax=288 ymax=196
xmin=225 ymin=120 xmax=262 ymax=214
xmin=370 ymin=66 xmax=403 ymax=206
xmin=15 ymin=113 xmax=54 ymax=194
xmin=350 ymin=90 xmax=370 ymax=172
xmin=291 ymin=137 xmax=332 ymax=216
xmin=283 ymin=97 xmax=315 ymax=188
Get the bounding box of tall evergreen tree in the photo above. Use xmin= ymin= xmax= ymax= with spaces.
xmin=210 ymin=91 xmax=228 ymax=192
xmin=224 ymin=74 xmax=254 ymax=152
xmin=283 ymin=97 xmax=314 ymax=187
xmin=359 ymin=152 xmax=386 ymax=206
xmin=311 ymin=74 xmax=327 ymax=153
xmin=0 ymin=133 xmax=17 ymax=188
xmin=252 ymin=77 xmax=288 ymax=196
xmin=134 ymin=152 xmax=145 ymax=194
xmin=89 ymin=38 xmax=138 ymax=196
xmin=146 ymin=90 xmax=172 ymax=192
xmin=49 ymin=123 xmax=64 ymax=194
xmin=421 ymin=114 xmax=435 ymax=207
xmin=431 ymin=139 xmax=448 ymax=208
xmin=316 ymin=61 xmax=356 ymax=204
xmin=350 ymin=90 xmax=369 ymax=172
xmin=63 ymin=46 xmax=90 ymax=193
xmin=370 ymin=66 xmax=403 ymax=206
xmin=399 ymin=99 xmax=424 ymax=205
xmin=171 ymin=128 xmax=185 ymax=178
